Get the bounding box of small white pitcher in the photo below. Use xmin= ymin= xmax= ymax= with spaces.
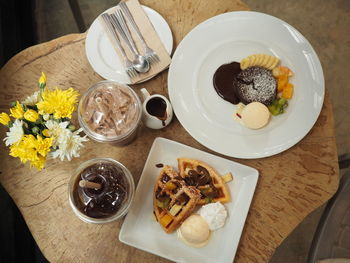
xmin=140 ymin=88 xmax=173 ymax=129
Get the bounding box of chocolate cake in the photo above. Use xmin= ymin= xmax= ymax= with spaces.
xmin=234 ymin=66 xmax=277 ymax=105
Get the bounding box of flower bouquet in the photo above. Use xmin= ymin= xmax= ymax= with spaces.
xmin=0 ymin=73 xmax=88 ymax=170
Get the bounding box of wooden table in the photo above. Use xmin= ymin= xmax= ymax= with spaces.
xmin=0 ymin=0 xmax=339 ymax=262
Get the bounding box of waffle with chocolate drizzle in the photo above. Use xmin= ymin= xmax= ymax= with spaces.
xmin=153 ymin=165 xmax=201 ymax=233
xmin=177 ymin=158 xmax=231 ymax=205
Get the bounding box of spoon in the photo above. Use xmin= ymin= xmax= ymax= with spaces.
xmin=132 ymin=53 xmax=149 ymax=73
xmin=110 ymin=11 xmax=150 ymax=73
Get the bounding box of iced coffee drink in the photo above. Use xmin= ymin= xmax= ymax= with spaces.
xmin=78 ymin=81 xmax=141 ymax=145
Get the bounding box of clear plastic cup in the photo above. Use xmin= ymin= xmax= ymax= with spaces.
xmin=68 ymin=158 xmax=135 ymax=224
xmin=78 ymin=80 xmax=142 ymax=145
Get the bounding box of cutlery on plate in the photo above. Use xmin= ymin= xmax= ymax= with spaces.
xmin=119 ymin=2 xmax=160 ymax=65
xmin=110 ymin=10 xmax=150 ymax=73
xmin=101 ymin=13 xmax=138 ymax=79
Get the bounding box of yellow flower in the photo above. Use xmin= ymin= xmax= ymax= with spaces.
xmin=9 ymin=144 xmax=29 ymax=163
xmin=10 ymin=102 xmax=24 ymax=119
xmin=0 ymin=112 xmax=11 ymax=125
xmin=9 ymin=134 xmax=51 ymax=171
xmin=21 ymin=134 xmax=37 ymax=149
xmin=42 ymin=129 xmax=50 ymax=137
xmin=35 ymin=135 xmax=52 ymax=157
xmin=30 ymin=155 xmax=46 ymax=170
xmin=39 ymin=72 xmax=47 ymax=86
xmin=10 ymin=136 xmax=37 ymax=164
xmin=24 ymin=109 xmax=39 ymax=122
xmin=37 ymin=87 xmax=79 ymax=119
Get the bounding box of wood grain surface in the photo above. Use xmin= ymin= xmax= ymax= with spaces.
xmin=0 ymin=0 xmax=339 ymax=262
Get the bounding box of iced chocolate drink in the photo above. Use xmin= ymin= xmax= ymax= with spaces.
xmin=74 ymin=162 xmax=128 ymax=218
xmin=69 ymin=158 xmax=135 ymax=223
xmin=78 ymin=81 xmax=141 ymax=144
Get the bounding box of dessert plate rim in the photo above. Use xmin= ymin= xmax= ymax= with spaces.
xmin=168 ymin=11 xmax=324 ymax=159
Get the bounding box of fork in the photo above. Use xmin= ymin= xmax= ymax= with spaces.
xmin=101 ymin=13 xmax=138 ymax=79
xmin=119 ymin=2 xmax=160 ymax=65
xmin=111 ymin=10 xmax=150 ymax=73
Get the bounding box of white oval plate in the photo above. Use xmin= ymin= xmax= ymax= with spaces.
xmin=85 ymin=5 xmax=173 ymax=84
xmin=168 ymin=11 xmax=324 ymax=159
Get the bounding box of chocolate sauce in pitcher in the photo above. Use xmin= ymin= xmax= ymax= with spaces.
xmin=146 ymin=97 xmax=167 ymax=126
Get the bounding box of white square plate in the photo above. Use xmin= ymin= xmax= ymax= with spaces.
xmin=119 ymin=137 xmax=259 ymax=263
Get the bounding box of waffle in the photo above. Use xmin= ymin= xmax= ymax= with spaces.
xmin=177 ymin=158 xmax=231 ymax=205
xmin=153 ymin=165 xmax=201 ymax=233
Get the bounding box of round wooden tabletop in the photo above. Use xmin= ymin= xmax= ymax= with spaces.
xmin=0 ymin=0 xmax=339 ymax=262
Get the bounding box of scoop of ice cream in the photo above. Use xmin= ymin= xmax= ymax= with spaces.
xmin=177 ymin=214 xmax=210 ymax=247
xmin=198 ymin=202 xmax=227 ymax=230
xmin=241 ymin=102 xmax=270 ymax=129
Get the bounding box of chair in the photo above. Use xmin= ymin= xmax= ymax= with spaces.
xmin=67 ymin=0 xmax=86 ymax=32
xmin=308 ymin=162 xmax=350 ymax=263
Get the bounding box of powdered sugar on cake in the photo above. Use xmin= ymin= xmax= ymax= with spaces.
xmin=235 ymin=66 xmax=277 ymax=105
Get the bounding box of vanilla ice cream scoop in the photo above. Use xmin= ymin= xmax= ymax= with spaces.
xmin=241 ymin=102 xmax=270 ymax=129
xmin=177 ymin=214 xmax=210 ymax=247
xmin=199 ymin=202 xmax=227 ymax=230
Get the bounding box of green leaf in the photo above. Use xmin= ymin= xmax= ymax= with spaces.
xmin=32 ymin=126 xmax=40 ymax=134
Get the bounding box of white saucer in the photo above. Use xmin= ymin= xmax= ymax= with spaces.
xmin=85 ymin=5 xmax=173 ymax=84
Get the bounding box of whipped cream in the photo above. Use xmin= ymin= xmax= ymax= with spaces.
xmin=198 ymin=202 xmax=227 ymax=230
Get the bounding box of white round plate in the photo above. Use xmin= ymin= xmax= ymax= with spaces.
xmin=168 ymin=11 xmax=324 ymax=159
xmin=85 ymin=5 xmax=173 ymax=84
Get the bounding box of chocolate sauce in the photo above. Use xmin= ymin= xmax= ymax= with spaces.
xmin=214 ymin=62 xmax=277 ymax=106
xmin=73 ymin=162 xmax=128 ymax=218
xmin=155 ymin=163 xmax=164 ymax=168
xmin=184 ymin=166 xmax=212 ymax=187
xmin=146 ymin=97 xmax=167 ymax=126
xmin=176 ymin=193 xmax=190 ymax=205
xmin=213 ymin=62 xmax=241 ymax=104
xmin=161 ymin=174 xmax=170 ymax=183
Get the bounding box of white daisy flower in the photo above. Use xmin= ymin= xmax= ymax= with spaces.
xmin=4 ymin=119 xmax=24 ymax=146
xmin=50 ymin=128 xmax=88 ymax=161
xmin=43 ymin=114 xmax=50 ymax=121
xmin=44 ymin=120 xmax=70 ymax=148
xmin=22 ymin=91 xmax=42 ymax=106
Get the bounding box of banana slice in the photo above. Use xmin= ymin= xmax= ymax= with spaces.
xmin=265 ymin=57 xmax=276 ymax=69
xmin=255 ymin=54 xmax=264 ymax=66
xmin=240 ymin=58 xmax=249 ymax=70
xmin=261 ymin=55 xmax=270 ymax=68
xmin=268 ymin=57 xmax=280 ymax=70
xmin=240 ymin=54 xmax=280 ymax=70
xmin=241 ymin=54 xmax=256 ymax=70
xmin=251 ymin=55 xmax=258 ymax=66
